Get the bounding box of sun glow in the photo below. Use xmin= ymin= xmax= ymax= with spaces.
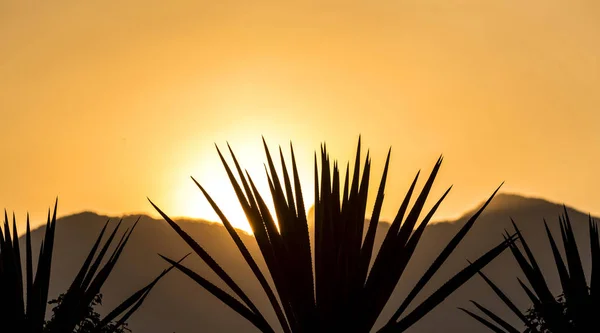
xmin=171 ymin=134 xmax=316 ymax=234
xmin=171 ymin=145 xmax=270 ymax=234
xmin=173 ymin=175 xmax=254 ymax=234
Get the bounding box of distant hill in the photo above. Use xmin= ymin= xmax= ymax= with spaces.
xmin=20 ymin=193 xmax=597 ymax=332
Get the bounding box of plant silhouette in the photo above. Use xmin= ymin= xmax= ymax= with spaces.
xmin=462 ymin=208 xmax=599 ymax=332
xmin=46 ymin=293 xmax=132 ymax=333
xmin=0 ymin=200 xmax=181 ymax=333
xmin=150 ymin=138 xmax=516 ymax=332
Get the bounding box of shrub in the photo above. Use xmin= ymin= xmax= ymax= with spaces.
xmin=462 ymin=209 xmax=598 ymax=333
xmin=151 ymin=139 xmax=515 ymax=332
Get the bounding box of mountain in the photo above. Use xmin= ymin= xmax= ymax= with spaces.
xmin=19 ymin=193 xmax=597 ymax=332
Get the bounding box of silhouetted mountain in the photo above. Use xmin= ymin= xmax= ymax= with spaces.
xmin=20 ymin=193 xmax=597 ymax=332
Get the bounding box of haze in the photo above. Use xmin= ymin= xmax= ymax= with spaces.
xmin=1 ymin=0 xmax=599 ymax=233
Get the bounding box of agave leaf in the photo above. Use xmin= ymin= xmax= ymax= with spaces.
xmin=279 ymin=146 xmax=297 ymax=217
xmin=364 ymin=167 xmax=429 ymax=303
xmin=542 ymin=218 xmax=580 ymax=330
xmin=350 ymin=136 xmax=362 ymax=200
xmin=70 ymin=220 xmax=111 ymax=291
xmin=542 ymin=220 xmax=571 ymax=298
xmin=476 ymin=269 xmax=533 ymax=329
xmin=517 ymin=278 xmax=540 ymax=308
xmin=459 ymin=308 xmax=508 ymax=333
xmin=85 ymin=222 xmax=137 ymax=297
xmin=590 ymin=216 xmax=599 ymax=304
xmin=289 ymin=142 xmax=314 ymax=304
xmin=506 ymin=224 xmax=566 ymax=332
xmin=80 ymin=220 xmax=124 ymax=290
xmin=218 ymin=146 xmax=278 ymax=276
xmin=364 ymin=185 xmax=453 ymax=330
xmin=357 ymin=148 xmax=391 ymax=285
xmin=148 ymin=199 xmax=263 ymax=317
xmin=470 ymin=300 xmax=520 ymax=333
xmin=395 ymin=157 xmax=443 ymax=251
xmin=290 ymin=143 xmax=307 ymax=225
xmin=341 ymin=162 xmax=350 ymax=209
xmin=30 ymin=200 xmax=58 ymax=329
xmin=510 ymin=218 xmax=543 ymax=278
xmin=389 ymin=183 xmax=503 ymax=324
xmin=507 ymin=235 xmax=555 ymax=306
xmin=192 ymin=175 xmax=291 ymax=333
xmin=275 ymin=149 xmax=317 ymax=330
xmin=245 ymin=173 xmax=298 ymax=324
xmin=11 ymin=214 xmax=23 ymax=303
xmin=560 ymin=210 xmax=587 ymax=296
xmin=94 ymin=253 xmax=191 ymax=332
xmin=25 ymin=214 xmax=33 ymax=315
xmin=374 ymin=170 xmax=420 ymax=268
xmin=561 ymin=208 xmax=587 ymax=292
xmin=385 ymin=233 xmax=517 ymax=332
xmin=159 ymin=254 xmax=274 ymax=333
xmin=559 ymin=209 xmax=590 ymax=329
xmin=0 ymin=211 xmax=25 ymax=324
xmin=262 ymin=138 xmax=291 ymax=238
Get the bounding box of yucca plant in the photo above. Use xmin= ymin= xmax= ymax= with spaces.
xmin=150 ymin=138 xmax=516 ymax=332
xmin=461 ymin=208 xmax=598 ymax=332
xmin=0 ymin=200 xmax=181 ymax=333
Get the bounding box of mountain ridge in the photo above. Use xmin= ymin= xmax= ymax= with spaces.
xmin=18 ymin=192 xmax=599 ymax=332
xmin=41 ymin=192 xmax=595 ymax=232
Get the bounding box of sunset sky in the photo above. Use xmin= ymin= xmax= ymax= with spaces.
xmin=1 ymin=0 xmax=599 ymax=233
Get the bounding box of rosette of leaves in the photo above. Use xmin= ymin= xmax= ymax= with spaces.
xmin=151 ymin=138 xmax=515 ymax=332
xmin=0 ymin=200 xmax=181 ymax=333
xmin=461 ymin=209 xmax=599 ymax=333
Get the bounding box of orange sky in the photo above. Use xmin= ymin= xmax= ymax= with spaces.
xmin=1 ymin=0 xmax=600 ymax=233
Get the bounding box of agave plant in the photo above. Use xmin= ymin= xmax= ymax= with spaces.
xmin=461 ymin=208 xmax=599 ymax=333
xmin=150 ymin=138 xmax=516 ymax=332
xmin=0 ymin=200 xmax=181 ymax=333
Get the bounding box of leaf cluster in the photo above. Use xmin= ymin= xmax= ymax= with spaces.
xmin=0 ymin=200 xmax=177 ymax=333
xmin=462 ymin=209 xmax=599 ymax=333
xmin=150 ymin=138 xmax=514 ymax=332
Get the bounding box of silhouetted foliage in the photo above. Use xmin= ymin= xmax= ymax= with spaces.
xmin=524 ymin=294 xmax=570 ymax=333
xmin=46 ymin=293 xmax=132 ymax=333
xmin=151 ymin=138 xmax=515 ymax=332
xmin=462 ymin=208 xmax=599 ymax=333
xmin=0 ymin=201 xmax=180 ymax=333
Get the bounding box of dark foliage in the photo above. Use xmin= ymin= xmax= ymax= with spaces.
xmin=151 ymin=138 xmax=515 ymax=332
xmin=46 ymin=293 xmax=131 ymax=333
xmin=462 ymin=208 xmax=599 ymax=333
xmin=0 ymin=200 xmax=180 ymax=333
